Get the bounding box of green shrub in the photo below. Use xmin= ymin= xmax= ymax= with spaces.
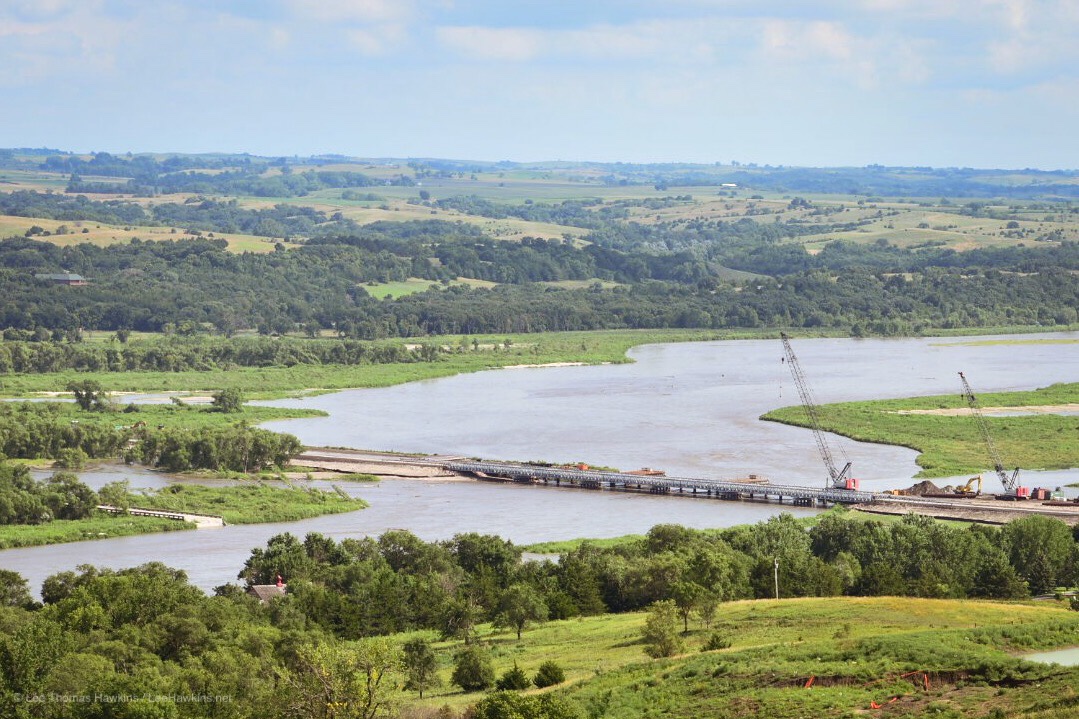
xmin=451 ymin=645 xmax=495 ymax=692
xmin=533 ymin=660 xmax=566 ymax=688
xmin=495 ymin=663 xmax=531 ymax=691
xmin=703 ymin=632 xmax=731 ymax=651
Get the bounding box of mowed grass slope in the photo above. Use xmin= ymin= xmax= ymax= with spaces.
xmin=399 ymin=596 xmax=1079 ymax=717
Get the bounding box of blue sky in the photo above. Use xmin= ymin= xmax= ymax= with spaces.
xmin=2 ymin=1 xmax=1076 ymax=169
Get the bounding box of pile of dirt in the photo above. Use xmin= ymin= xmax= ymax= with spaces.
xmin=898 ymin=480 xmax=943 ymax=496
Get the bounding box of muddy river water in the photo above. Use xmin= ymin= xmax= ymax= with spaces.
xmin=2 ymin=333 xmax=1076 ymax=594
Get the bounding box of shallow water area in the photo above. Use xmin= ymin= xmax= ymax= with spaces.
xmin=1022 ymin=646 xmax=1079 ymax=666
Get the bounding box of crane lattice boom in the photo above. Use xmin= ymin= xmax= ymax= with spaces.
xmin=957 ymin=371 xmax=1021 ymax=493
xmin=780 ymin=333 xmax=852 ymax=489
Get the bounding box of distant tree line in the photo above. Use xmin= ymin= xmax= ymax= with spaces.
xmin=0 ymin=335 xmax=425 ymax=374
xmin=1 ymin=223 xmax=1077 ymax=338
xmin=9 ymin=148 xmax=1079 ymax=198
xmin=0 ymin=191 xmax=358 ymax=238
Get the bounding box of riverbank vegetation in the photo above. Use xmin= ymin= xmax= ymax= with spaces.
xmin=763 ymin=382 xmax=1079 ymax=477
xmin=2 ymin=514 xmax=1078 ymax=718
xmin=0 ymin=456 xmax=365 ymax=548
xmin=106 ymin=480 xmax=365 ymax=525
xmin=0 ymin=513 xmax=192 ymax=549
xmin=0 ymin=398 xmax=316 ymax=469
xmin=0 ymin=329 xmax=729 ymax=397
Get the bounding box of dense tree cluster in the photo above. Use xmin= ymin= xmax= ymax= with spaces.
xmin=231 ymin=513 xmax=1078 ymax=643
xmin=1 ymin=225 xmax=1077 ymax=339
xmin=0 ymin=462 xmax=96 ymax=524
xmin=434 ymin=195 xmax=629 ymax=229
xmin=134 ymin=425 xmax=303 ymax=473
xmin=0 ymin=404 xmax=302 ymax=471
xmin=0 ymin=403 xmax=129 ymax=460
xmin=0 ymin=563 xmax=321 ymax=719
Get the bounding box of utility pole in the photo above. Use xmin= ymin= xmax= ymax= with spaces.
xmin=774 ymin=557 xmax=780 ymax=600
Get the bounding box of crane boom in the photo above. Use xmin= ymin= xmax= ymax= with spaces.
xmin=780 ymin=333 xmax=853 ymax=489
xmin=957 ymin=371 xmax=1021 ymax=493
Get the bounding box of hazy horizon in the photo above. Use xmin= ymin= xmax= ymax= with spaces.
xmin=3 ymin=1 xmax=1076 ymax=170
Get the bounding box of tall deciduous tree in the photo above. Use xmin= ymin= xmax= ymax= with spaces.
xmin=495 ymin=583 xmax=548 ymax=640
xmin=286 ymin=638 xmax=402 ymax=719
xmin=402 ymin=638 xmax=440 ymax=699
xmin=642 ymin=599 xmax=683 ymax=658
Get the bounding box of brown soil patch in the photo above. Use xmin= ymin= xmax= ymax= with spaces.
xmin=894 ymin=404 xmax=1079 ymax=416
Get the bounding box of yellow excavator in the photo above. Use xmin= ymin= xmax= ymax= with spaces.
xmin=954 ymin=474 xmax=982 ymax=498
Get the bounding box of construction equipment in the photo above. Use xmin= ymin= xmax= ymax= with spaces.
xmin=957 ymin=371 xmax=1027 ymax=499
xmin=955 ymin=474 xmax=982 ymax=497
xmin=779 ymin=333 xmax=858 ymax=490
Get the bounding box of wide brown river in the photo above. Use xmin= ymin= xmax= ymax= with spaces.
xmin=2 ymin=333 xmax=1077 ymax=594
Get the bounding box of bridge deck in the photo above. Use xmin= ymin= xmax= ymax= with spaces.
xmin=442 ymin=461 xmax=879 ymax=505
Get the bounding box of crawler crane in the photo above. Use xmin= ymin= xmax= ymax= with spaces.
xmin=779 ymin=333 xmax=858 ymax=490
xmin=957 ymin=371 xmax=1028 ymax=499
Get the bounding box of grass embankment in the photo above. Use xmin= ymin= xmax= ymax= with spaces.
xmin=0 ymin=514 xmax=193 ymax=550
xmin=401 ymin=597 xmax=1079 ymax=717
xmin=129 ymin=482 xmax=365 ymax=524
xmin=763 ymin=382 xmax=1079 ymax=478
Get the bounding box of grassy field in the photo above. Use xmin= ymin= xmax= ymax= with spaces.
xmin=395 ymin=596 xmax=1079 ymax=717
xmin=0 ymin=513 xmax=192 ymax=549
xmin=127 ymin=481 xmax=365 ymax=524
xmin=0 ymin=214 xmax=278 ymax=252
xmin=762 ymin=382 xmax=1079 ymax=478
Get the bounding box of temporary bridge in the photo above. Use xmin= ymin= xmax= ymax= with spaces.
xmin=441 ymin=460 xmax=879 ymax=506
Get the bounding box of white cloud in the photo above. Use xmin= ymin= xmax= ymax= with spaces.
xmin=761 ymin=19 xmax=855 ymax=62
xmin=437 ymin=18 xmax=750 ymax=64
xmin=436 ymin=25 xmax=544 ymax=61
xmin=286 ymin=0 xmax=415 ymax=24
xmin=0 ymin=2 xmax=127 ymax=85
xmin=346 ymin=24 xmax=407 ymax=55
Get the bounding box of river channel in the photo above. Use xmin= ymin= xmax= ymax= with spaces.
xmin=2 ymin=333 xmax=1076 ymax=594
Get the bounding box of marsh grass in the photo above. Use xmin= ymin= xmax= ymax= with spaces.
xmin=128 ymin=482 xmax=365 ymax=524
xmin=0 ymin=514 xmax=192 ymax=549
